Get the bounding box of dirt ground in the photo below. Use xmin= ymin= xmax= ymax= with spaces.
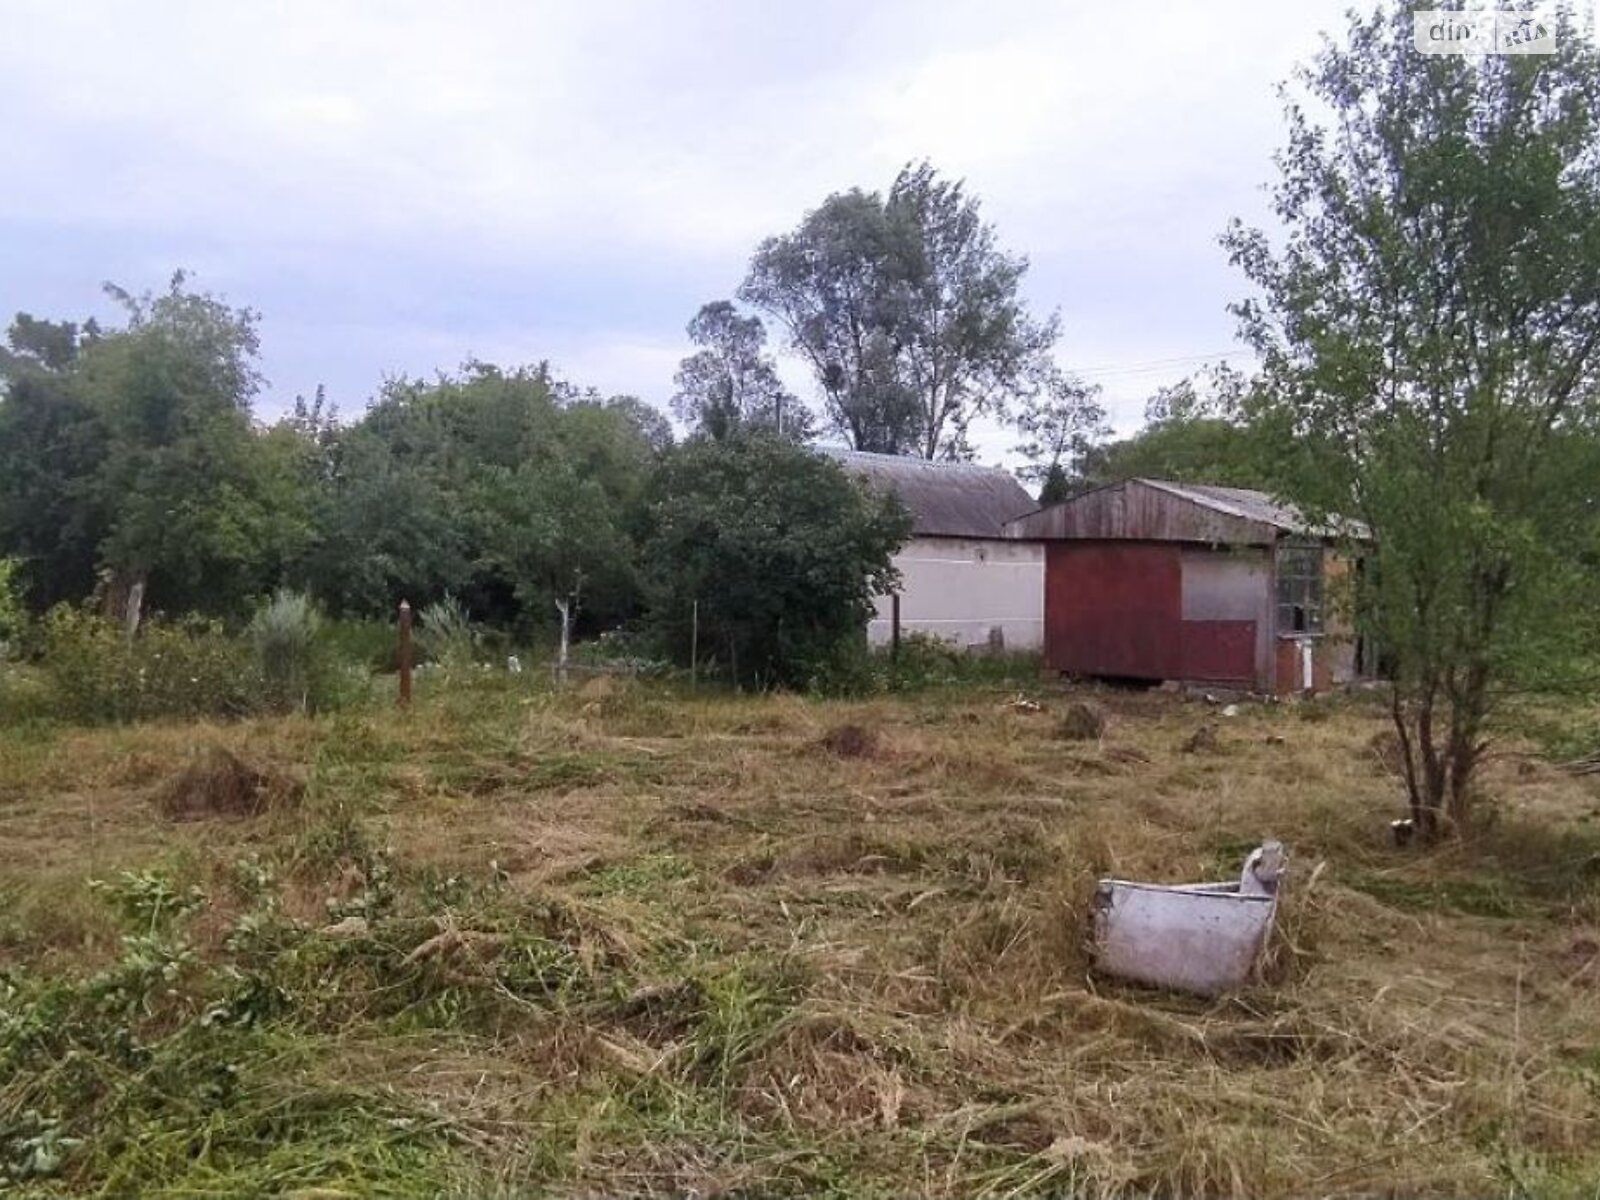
xmin=2 ymin=678 xmax=1598 ymax=1196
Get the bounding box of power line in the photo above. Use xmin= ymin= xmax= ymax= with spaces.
xmin=1068 ymin=350 xmax=1250 ymax=380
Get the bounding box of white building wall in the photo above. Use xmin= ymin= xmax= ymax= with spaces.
xmin=867 ymin=536 xmax=1045 ymax=651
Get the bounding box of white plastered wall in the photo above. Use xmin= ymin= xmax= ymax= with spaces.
xmin=867 ymin=536 xmax=1044 ymax=650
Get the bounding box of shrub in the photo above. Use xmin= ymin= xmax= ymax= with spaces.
xmin=804 ymin=632 xmax=1042 ymax=697
xmin=249 ymin=589 xmax=321 ymax=713
xmin=569 ymin=626 xmax=672 ymax=677
xmin=28 ymin=605 xmax=369 ymax=725
xmin=640 ymin=435 xmax=910 ymax=689
xmin=801 ymin=639 xmax=888 ymax=698
xmin=885 ymin=631 xmax=966 ymax=690
xmin=0 ymin=558 xmax=25 ymax=660
xmin=38 ymin=607 xmax=259 ymax=723
xmin=0 ymin=662 xmax=50 ymax=723
xmin=321 ymin=618 xmax=397 ymax=673
xmin=417 ymin=595 xmax=478 ymax=673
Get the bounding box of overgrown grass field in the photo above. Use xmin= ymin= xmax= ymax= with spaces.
xmin=2 ymin=676 xmax=1599 ymax=1196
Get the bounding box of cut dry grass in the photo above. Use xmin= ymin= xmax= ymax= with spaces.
xmin=154 ymin=744 xmax=304 ymax=821
xmin=1 ymin=679 xmax=1598 ymax=1195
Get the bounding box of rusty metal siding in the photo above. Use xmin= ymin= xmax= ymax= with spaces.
xmin=1008 ymin=479 xmax=1276 ymax=545
xmin=1179 ymin=621 xmax=1258 ymax=683
xmin=1042 ymin=541 xmax=1276 ymax=687
xmin=1044 ymin=541 xmax=1182 ymax=679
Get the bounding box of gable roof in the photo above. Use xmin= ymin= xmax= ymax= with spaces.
xmin=819 ymin=447 xmax=1037 ymax=539
xmin=1003 ymin=477 xmax=1369 ymax=543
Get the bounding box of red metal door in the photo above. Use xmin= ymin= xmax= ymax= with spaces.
xmin=1045 ymin=542 xmax=1182 ymax=679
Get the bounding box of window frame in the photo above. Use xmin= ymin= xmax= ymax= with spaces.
xmin=1275 ymin=539 xmax=1325 ymax=635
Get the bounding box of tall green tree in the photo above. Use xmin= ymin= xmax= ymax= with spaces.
xmin=640 ymin=434 xmax=909 ymax=687
xmin=81 ymin=275 xmax=297 ymax=617
xmin=0 ymin=320 xmax=108 ymax=608
xmin=671 ymin=301 xmax=809 ymax=441
xmin=313 ymin=363 xmax=661 ymax=632
xmin=1014 ymin=364 xmax=1108 ymax=502
xmin=0 ymin=276 xmax=309 ymax=617
xmin=1225 ymin=4 xmax=1600 ymax=837
xmin=1077 ymin=372 xmax=1277 ymax=490
xmin=741 ymin=161 xmax=1054 ymax=459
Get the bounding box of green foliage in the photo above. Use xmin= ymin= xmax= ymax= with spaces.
xmin=418 ymin=594 xmax=478 ymax=672
xmin=1225 ymin=4 xmax=1600 ymax=832
xmin=249 ymin=588 xmax=323 ymax=712
xmin=1 ymin=285 xmax=664 ymax=641
xmin=804 ymin=631 xmax=1042 ymax=696
xmin=742 ymin=161 xmax=1056 ymax=458
xmin=568 ymin=626 xmax=672 ymax=676
xmin=37 ymin=607 xmax=260 ymax=723
xmin=320 ymin=616 xmax=399 ymax=672
xmin=1036 ymin=462 xmax=1072 ymax=505
xmin=307 ymin=364 xmax=656 ymax=630
xmin=0 ymin=864 xmax=460 ymax=1193
xmin=0 ymin=347 xmax=110 ymax=609
xmin=88 ymin=870 xmax=207 ymax=936
xmin=1013 ymin=365 xmax=1108 ymax=496
xmin=0 ymin=275 xmax=317 ymax=618
xmin=1080 ymin=373 xmax=1274 ymax=490
xmin=641 ymin=435 xmax=911 ymax=688
xmin=29 ymin=605 xmax=368 ymax=724
xmin=1 ymin=1109 xmax=84 ymax=1185
xmin=672 ymin=301 xmax=810 ymax=441
xmin=1086 ymin=416 xmax=1274 ymax=489
xmin=0 ymin=558 xmax=24 ymax=652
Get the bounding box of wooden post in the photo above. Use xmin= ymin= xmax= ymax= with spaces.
xmin=891 ymin=593 xmax=901 ymax=660
xmin=397 ymin=599 xmax=413 ymax=707
xmin=690 ymin=599 xmax=699 ymax=690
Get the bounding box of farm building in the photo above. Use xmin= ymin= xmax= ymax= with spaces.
xmin=1003 ymin=478 xmax=1371 ymax=694
xmin=822 ymin=449 xmax=1044 ymax=650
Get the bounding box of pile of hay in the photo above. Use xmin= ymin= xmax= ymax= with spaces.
xmin=1056 ymin=702 xmax=1107 ymax=741
xmin=155 ymin=746 xmax=302 ymax=821
xmin=818 ymin=723 xmax=881 ymax=759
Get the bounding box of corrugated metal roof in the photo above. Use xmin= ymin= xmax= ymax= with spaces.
xmin=1003 ymin=477 xmax=1369 ymax=543
xmin=1140 ymin=480 xmax=1370 ymax=540
xmin=819 ymin=447 xmax=1037 ymax=539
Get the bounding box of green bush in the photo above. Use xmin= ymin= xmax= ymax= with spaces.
xmin=26 ymin=601 xmax=380 ymax=726
xmin=568 ymin=626 xmax=672 ymax=677
xmin=321 ymin=618 xmax=398 ymax=673
xmin=800 ymin=638 xmax=888 ymax=697
xmin=885 ymin=631 xmax=967 ymax=690
xmin=38 ymin=607 xmax=260 ymax=723
xmin=804 ymin=632 xmax=1042 ymax=697
xmin=0 ymin=558 xmax=25 ymax=660
xmin=640 ymin=435 xmax=910 ymax=689
xmin=249 ymin=589 xmax=321 ymax=713
xmin=0 ymin=662 xmax=51 ymax=724
xmin=417 ymin=595 xmax=478 ymax=673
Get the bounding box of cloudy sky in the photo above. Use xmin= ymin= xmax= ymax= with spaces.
xmin=0 ymin=0 xmax=1362 ymax=458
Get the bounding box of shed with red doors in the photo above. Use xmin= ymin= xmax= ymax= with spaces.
xmin=1002 ymin=479 xmax=1371 ymax=695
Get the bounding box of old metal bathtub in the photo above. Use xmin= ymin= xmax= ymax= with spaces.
xmin=1092 ymin=842 xmax=1286 ymax=996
